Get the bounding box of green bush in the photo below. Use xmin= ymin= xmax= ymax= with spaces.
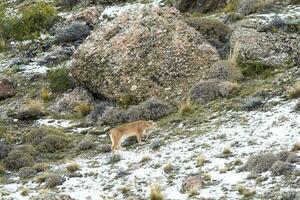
xmin=47 ymin=67 xmax=75 ymax=93
xmin=25 ymin=127 xmax=69 ymax=153
xmin=240 ymin=61 xmax=270 ymax=77
xmin=0 ymin=2 xmax=57 ymax=41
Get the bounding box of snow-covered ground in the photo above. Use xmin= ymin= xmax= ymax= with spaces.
xmin=2 ymin=98 xmax=298 ymax=199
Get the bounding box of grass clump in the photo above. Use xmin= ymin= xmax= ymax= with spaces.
xmin=0 ymin=2 xmax=57 ymax=41
xmin=118 ymin=186 xmax=130 ymax=194
xmin=141 ymin=155 xmax=151 ymax=163
xmin=47 ymin=67 xmax=75 ymax=93
xmin=163 ymin=163 xmax=173 ymax=173
xmin=19 ymin=167 xmax=37 ymax=179
xmin=237 ymin=0 xmax=274 ymax=15
xmin=66 ymin=162 xmax=80 ymax=173
xmin=223 ymin=0 xmax=240 ymax=12
xmin=196 ymin=155 xmax=207 ymax=167
xmin=74 ymin=102 xmax=92 ymax=116
xmin=76 ymin=140 xmax=95 ymax=151
xmin=240 ymin=61 xmax=270 ymax=77
xmin=20 ymin=187 xmax=29 ymax=196
xmin=44 ymin=174 xmax=65 ymax=188
xmin=287 ymin=83 xmax=300 ymax=99
xmin=178 ymin=97 xmax=194 ymax=116
xmin=33 ymin=163 xmax=49 ymax=172
xmin=18 ymin=100 xmax=44 ymax=120
xmin=4 ymin=150 xmax=35 ymax=170
xmin=150 ymin=185 xmax=164 ymax=200
xmin=237 ymin=185 xmax=256 ymax=197
xmin=40 ymin=88 xmax=51 ymax=102
xmin=292 ymin=142 xmax=300 ymax=151
xmin=25 ymin=127 xmax=69 ymax=153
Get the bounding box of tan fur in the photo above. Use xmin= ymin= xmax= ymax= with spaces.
xmin=108 ymin=120 xmax=157 ymax=154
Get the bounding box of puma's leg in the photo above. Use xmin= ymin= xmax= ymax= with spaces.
xmin=137 ymin=131 xmax=142 ymax=144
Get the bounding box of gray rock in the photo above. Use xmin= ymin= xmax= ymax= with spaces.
xmin=243 ymin=152 xmax=277 ymax=173
xmin=55 ymin=21 xmax=91 ymax=43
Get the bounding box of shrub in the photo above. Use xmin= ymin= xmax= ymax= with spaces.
xmin=291 ymin=0 xmax=300 ymax=4
xmin=118 ymin=93 xmax=138 ymax=109
xmin=292 ymin=142 xmax=300 ymax=151
xmin=0 ymin=2 xmax=57 ymax=41
xmin=15 ymin=145 xmax=37 ymax=156
xmin=4 ymin=150 xmax=35 ymax=170
xmin=25 ymin=127 xmax=69 ymax=153
xmin=74 ymin=102 xmax=92 ymax=116
xmin=271 ymin=161 xmax=294 ymax=175
xmin=19 ymin=167 xmax=37 ymax=179
xmin=47 ymin=67 xmax=75 ymax=93
xmin=55 ymin=21 xmax=91 ymax=43
xmin=223 ymin=0 xmax=240 ymax=12
xmin=163 ymin=163 xmax=173 ymax=173
xmin=208 ymin=60 xmax=243 ymax=81
xmin=196 ymin=155 xmax=207 ymax=167
xmin=276 ymin=150 xmax=298 ymax=163
xmin=17 ymin=100 xmax=44 ymax=120
xmin=66 ymin=162 xmax=80 ymax=173
xmin=287 ymin=83 xmax=300 ymax=99
xmin=239 ymin=61 xmax=270 ymax=77
xmin=190 ymin=79 xmax=239 ymax=103
xmin=86 ymin=102 xmax=112 ymax=122
xmin=101 ymin=99 xmax=173 ymax=126
xmin=76 ymin=140 xmax=95 ymax=151
xmin=243 ymin=152 xmax=277 ymax=173
xmin=44 ymin=174 xmax=65 ymax=188
xmin=150 ymin=185 xmax=163 ymax=200
xmin=0 ymin=36 xmax=5 ymax=52
xmin=141 ymin=155 xmax=151 ymax=163
xmin=54 ymin=0 xmax=79 ymax=9
xmin=237 ymin=0 xmax=274 ymax=15
xmin=178 ymin=97 xmax=194 ymax=116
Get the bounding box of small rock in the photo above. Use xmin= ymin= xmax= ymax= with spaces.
xmin=181 ymin=175 xmax=202 ymax=193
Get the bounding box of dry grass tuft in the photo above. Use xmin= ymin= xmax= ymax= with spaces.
xmin=237 ymin=185 xmax=256 ymax=197
xmin=292 ymin=142 xmax=300 ymax=151
xmin=196 ymin=155 xmax=207 ymax=167
xmin=66 ymin=162 xmax=80 ymax=173
xmin=150 ymin=185 xmax=164 ymax=200
xmin=41 ymin=88 xmax=51 ymax=102
xmin=178 ymin=97 xmax=194 ymax=115
xmin=287 ymin=83 xmax=300 ymax=99
xmin=74 ymin=102 xmax=92 ymax=116
xmin=20 ymin=187 xmax=29 ymax=196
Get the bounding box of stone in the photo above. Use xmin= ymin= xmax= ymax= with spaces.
xmin=0 ymin=77 xmax=16 ymax=100
xmin=71 ymin=5 xmax=219 ymax=102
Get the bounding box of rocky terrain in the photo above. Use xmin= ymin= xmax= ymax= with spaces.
xmin=0 ymin=0 xmax=300 ymax=200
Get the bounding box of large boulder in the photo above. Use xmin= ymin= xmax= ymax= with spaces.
xmin=71 ymin=6 xmax=220 ymax=102
xmin=231 ymin=16 xmax=300 ymax=69
xmin=0 ymin=77 xmax=16 ymax=100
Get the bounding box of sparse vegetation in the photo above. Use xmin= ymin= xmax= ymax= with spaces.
xmin=292 ymin=142 xmax=300 ymax=151
xmin=33 ymin=163 xmax=49 ymax=172
xmin=240 ymin=61 xmax=270 ymax=77
xmin=66 ymin=163 xmax=80 ymax=173
xmin=141 ymin=155 xmax=151 ymax=163
xmin=47 ymin=67 xmax=75 ymax=93
xmin=241 ymin=97 xmax=263 ymax=111
xmin=178 ymin=97 xmax=194 ymax=116
xmin=287 ymin=83 xmax=300 ymax=99
xmin=118 ymin=186 xmax=130 ymax=194
xmin=74 ymin=102 xmax=92 ymax=116
xmin=19 ymin=167 xmax=37 ymax=179
xmin=150 ymin=185 xmax=164 ymax=200
xmin=41 ymin=88 xmax=51 ymax=102
xmin=44 ymin=174 xmax=65 ymax=188
xmin=76 ymin=140 xmax=95 ymax=151
xmin=0 ymin=163 xmax=5 ymax=175
xmin=209 ymin=60 xmax=243 ymax=81
xmin=223 ymin=0 xmax=240 ymax=12
xmin=243 ymin=152 xmax=277 ymax=173
xmin=237 ymin=0 xmax=274 ymax=15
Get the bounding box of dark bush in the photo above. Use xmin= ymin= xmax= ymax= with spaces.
xmin=243 ymin=152 xmax=277 ymax=173
xmin=19 ymin=167 xmax=37 ymax=179
xmin=190 ymin=79 xmax=239 ymax=103
xmin=271 ymin=161 xmax=294 ymax=176
xmin=4 ymin=150 xmax=35 ymax=170
xmin=237 ymin=0 xmax=273 ymax=15
xmin=209 ymin=60 xmax=243 ymax=81
xmin=86 ymin=102 xmax=113 ymax=122
xmin=55 ymin=21 xmax=91 ymax=43
xmin=76 ymin=140 xmax=95 ymax=151
xmin=47 ymin=67 xmax=75 ymax=93
xmin=55 ymin=0 xmax=79 ymax=8
xmin=101 ymin=99 xmax=173 ymax=126
xmin=276 ymin=150 xmax=298 ymax=163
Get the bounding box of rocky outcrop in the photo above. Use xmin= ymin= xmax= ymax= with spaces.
xmin=0 ymin=77 xmax=16 ymax=100
xmin=71 ymin=6 xmax=220 ymax=102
